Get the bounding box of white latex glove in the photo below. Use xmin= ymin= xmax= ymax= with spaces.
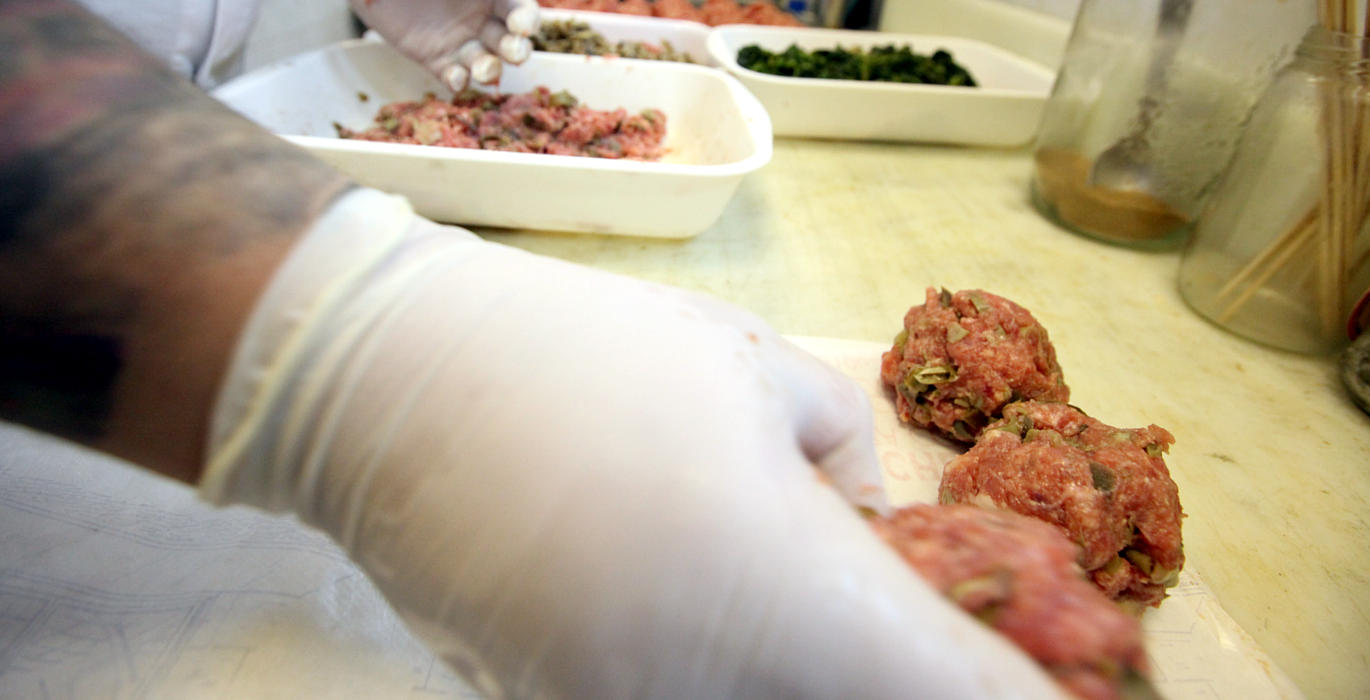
xmin=203 ymin=189 xmax=1064 ymax=699
xmin=350 ymin=0 xmax=537 ymax=90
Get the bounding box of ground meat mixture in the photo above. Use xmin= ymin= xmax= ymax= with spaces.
xmin=336 ymin=87 xmax=666 ymax=160
xmin=872 ymin=503 xmax=1153 ymax=700
xmin=880 ymin=288 xmax=1070 ymax=443
xmin=536 ymin=0 xmax=803 ymax=26
xmin=939 ymin=401 xmax=1184 ymax=607
xmin=534 ymin=19 xmax=696 ymax=62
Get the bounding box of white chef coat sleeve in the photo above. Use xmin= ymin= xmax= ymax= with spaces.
xmin=74 ymin=0 xmax=262 ymax=89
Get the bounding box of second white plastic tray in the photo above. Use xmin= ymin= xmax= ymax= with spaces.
xmin=708 ymin=25 xmax=1056 ymax=146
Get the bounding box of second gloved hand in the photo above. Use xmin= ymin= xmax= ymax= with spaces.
xmin=203 ymin=189 xmax=1063 ymax=699
xmin=351 ymin=0 xmax=537 ymax=90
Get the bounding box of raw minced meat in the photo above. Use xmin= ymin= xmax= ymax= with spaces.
xmin=536 ymin=0 xmax=803 ymax=26
xmin=336 ymin=87 xmax=667 ymax=161
xmin=939 ymin=400 xmax=1185 ymax=607
xmin=880 ymin=287 xmax=1069 ymax=443
xmin=872 ymin=503 xmax=1153 ymax=700
xmin=697 ymin=0 xmax=801 ymax=25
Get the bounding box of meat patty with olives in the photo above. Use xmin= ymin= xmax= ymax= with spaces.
xmin=880 ymin=287 xmax=1070 ymax=443
xmin=938 ymin=400 xmax=1185 ymax=607
xmin=872 ymin=503 xmax=1154 ymax=700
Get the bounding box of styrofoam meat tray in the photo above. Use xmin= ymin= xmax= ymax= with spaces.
xmin=212 ymin=40 xmax=772 ymax=238
xmin=707 ymin=26 xmax=1056 ymax=146
xmin=538 ymin=9 xmax=715 ymax=66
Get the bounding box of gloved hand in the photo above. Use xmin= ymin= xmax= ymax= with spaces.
xmin=202 ymin=189 xmax=1063 ymax=699
xmin=350 ymin=0 xmax=538 ymax=90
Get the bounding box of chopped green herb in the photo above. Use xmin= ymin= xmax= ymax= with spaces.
xmin=736 ymin=43 xmax=977 ymax=86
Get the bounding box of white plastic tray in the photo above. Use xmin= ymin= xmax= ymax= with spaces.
xmin=212 ymin=40 xmax=772 ymax=238
xmin=707 ymin=26 xmax=1056 ymax=146
xmin=538 ymin=9 xmax=715 ymax=66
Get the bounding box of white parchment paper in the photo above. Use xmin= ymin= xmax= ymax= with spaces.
xmin=792 ymin=336 xmax=1305 ymax=700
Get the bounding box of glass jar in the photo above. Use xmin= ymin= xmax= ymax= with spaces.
xmin=1029 ymin=0 xmax=1312 ymax=248
xmin=1178 ymin=25 xmax=1370 ymax=355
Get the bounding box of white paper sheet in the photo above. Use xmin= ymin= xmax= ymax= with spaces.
xmin=0 ymin=337 xmax=1304 ymax=699
xmin=791 ymin=336 xmax=1305 ymax=700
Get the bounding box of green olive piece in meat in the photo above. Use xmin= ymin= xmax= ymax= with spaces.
xmin=946 ymin=322 xmax=970 ymax=343
xmin=1122 ymin=549 xmax=1155 ymax=578
xmin=910 ymin=363 xmax=958 ymax=386
xmin=966 ymin=290 xmax=992 ymax=313
xmin=947 ymin=569 xmax=1013 ymax=625
xmin=549 ymin=90 xmax=578 ymax=109
xmin=1089 ymin=462 xmax=1117 ymax=492
xmin=950 ymin=420 xmax=977 ymax=442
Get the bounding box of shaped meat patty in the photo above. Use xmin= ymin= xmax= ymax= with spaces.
xmin=872 ymin=503 xmax=1155 ymax=700
xmin=880 ymin=287 xmax=1069 ymax=443
xmin=939 ymin=400 xmax=1184 ymax=607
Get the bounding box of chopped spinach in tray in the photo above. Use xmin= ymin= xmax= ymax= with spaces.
xmin=736 ymin=43 xmax=977 ymax=86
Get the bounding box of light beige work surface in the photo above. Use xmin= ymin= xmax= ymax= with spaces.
xmin=478 ymin=138 xmax=1370 ymax=700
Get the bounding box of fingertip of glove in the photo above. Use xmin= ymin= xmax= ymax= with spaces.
xmin=499 ymin=35 xmax=532 ymax=64
xmin=469 ymin=55 xmax=502 ymax=84
xmin=506 ymin=5 xmax=539 ymax=36
xmin=440 ymin=64 xmax=471 ymax=92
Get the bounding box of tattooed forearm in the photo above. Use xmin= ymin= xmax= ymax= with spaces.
xmin=0 ymin=0 xmax=354 ymax=480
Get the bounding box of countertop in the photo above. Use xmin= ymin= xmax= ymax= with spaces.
xmin=478 ymin=138 xmax=1370 ymax=700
